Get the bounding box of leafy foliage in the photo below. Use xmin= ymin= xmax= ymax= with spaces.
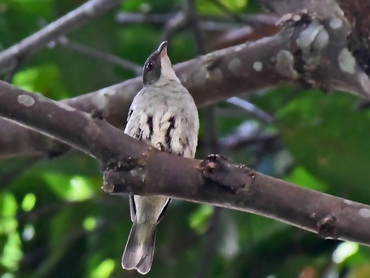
xmin=1 ymin=0 xmax=370 ymax=277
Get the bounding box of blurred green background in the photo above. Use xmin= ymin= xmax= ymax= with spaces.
xmin=1 ymin=0 xmax=370 ymax=277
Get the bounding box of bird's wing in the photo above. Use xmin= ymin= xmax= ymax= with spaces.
xmin=129 ymin=195 xmax=136 ymax=222
xmin=125 ymin=105 xmax=142 ymax=222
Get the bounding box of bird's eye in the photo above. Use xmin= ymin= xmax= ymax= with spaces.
xmin=146 ymin=61 xmax=154 ymax=72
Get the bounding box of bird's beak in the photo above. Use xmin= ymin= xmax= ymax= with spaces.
xmin=157 ymin=41 xmax=168 ymax=59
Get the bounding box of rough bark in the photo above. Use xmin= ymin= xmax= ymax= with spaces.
xmin=0 ymin=80 xmax=370 ymax=246
xmin=0 ymin=35 xmax=287 ymax=158
xmin=2 ymin=5 xmax=370 ymax=158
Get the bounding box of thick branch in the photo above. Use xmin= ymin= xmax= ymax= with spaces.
xmin=2 ymin=6 xmax=370 ymax=158
xmin=337 ymin=0 xmax=370 ymax=77
xmin=104 ymin=154 xmax=370 ymax=246
xmin=0 ymin=34 xmax=288 ymax=158
xmin=0 ymin=81 xmax=139 ymax=162
xmin=0 ymin=80 xmax=369 ymax=246
xmin=0 ymin=0 xmax=124 ymax=74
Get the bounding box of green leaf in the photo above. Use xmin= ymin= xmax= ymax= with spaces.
xmin=286 ymin=166 xmax=328 ymax=191
xmin=21 ymin=193 xmax=36 ymax=212
xmin=12 ymin=64 xmax=68 ymax=100
xmin=90 ymin=258 xmax=116 ymax=278
xmin=278 ymin=90 xmax=370 ymax=201
xmin=0 ymin=193 xmax=18 ymax=234
xmin=189 ymin=204 xmax=214 ymax=234
xmin=333 ymin=242 xmax=359 ymax=264
xmin=83 ymin=216 xmax=97 ymax=231
xmin=43 ymin=173 xmax=95 ymax=201
xmin=0 ymin=192 xmax=22 ymax=271
xmin=0 ymin=232 xmax=22 ymax=271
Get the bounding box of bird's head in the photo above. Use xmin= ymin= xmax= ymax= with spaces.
xmin=143 ymin=41 xmax=180 ymax=86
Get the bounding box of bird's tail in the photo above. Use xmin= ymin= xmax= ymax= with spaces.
xmin=122 ymin=222 xmax=156 ymax=275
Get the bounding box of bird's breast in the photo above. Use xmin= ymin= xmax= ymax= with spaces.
xmin=125 ymin=87 xmax=199 ymax=158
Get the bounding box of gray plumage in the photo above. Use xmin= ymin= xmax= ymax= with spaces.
xmin=122 ymin=41 xmax=199 ymax=275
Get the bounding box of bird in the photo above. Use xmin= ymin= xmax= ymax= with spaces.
xmin=122 ymin=41 xmax=199 ymax=275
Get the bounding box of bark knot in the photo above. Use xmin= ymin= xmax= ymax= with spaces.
xmin=317 ymin=215 xmax=338 ymax=239
xmin=90 ymin=109 xmax=104 ymax=120
xmin=101 ymin=154 xmax=149 ymax=194
xmin=199 ymin=154 xmax=253 ymax=193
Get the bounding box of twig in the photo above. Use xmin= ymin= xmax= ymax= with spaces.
xmin=159 ymin=0 xmax=213 ymax=44
xmin=227 ymin=97 xmax=275 ymax=124
xmin=3 ymin=58 xmax=24 ymax=83
xmin=115 ymin=11 xmax=278 ymax=28
xmin=199 ymin=21 xmax=240 ymax=32
xmin=57 ymin=37 xmax=142 ymax=75
xmin=160 ymin=12 xmax=187 ymax=42
xmin=116 ymin=12 xmax=175 ymax=25
xmin=206 ymin=0 xmax=246 ymax=24
xmin=205 ymin=4 xmax=277 ymax=28
xmin=0 ymin=0 xmax=125 ymax=74
xmin=185 ymin=0 xmax=207 ymax=54
xmin=116 ymin=12 xmax=244 ymax=32
xmin=220 ymin=126 xmax=279 ymax=151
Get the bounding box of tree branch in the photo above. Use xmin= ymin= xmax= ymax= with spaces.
xmin=1 ymin=4 xmax=370 ymax=158
xmin=115 ymin=11 xmax=278 ymax=30
xmin=104 ymin=153 xmax=370 ymax=247
xmin=57 ymin=37 xmax=142 ymax=75
xmin=0 ymin=34 xmax=288 ymax=158
xmin=227 ymin=97 xmax=275 ymax=124
xmin=0 ymin=0 xmax=125 ymax=74
xmin=0 ymin=80 xmax=369 ymax=246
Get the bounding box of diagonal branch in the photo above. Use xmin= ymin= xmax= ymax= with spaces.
xmin=57 ymin=37 xmax=142 ymax=75
xmin=0 ymin=34 xmax=288 ymax=158
xmin=0 ymin=80 xmax=370 ymax=246
xmin=0 ymin=0 xmax=125 ymax=74
xmin=1 ymin=3 xmax=370 ymax=158
xmin=226 ymin=97 xmax=275 ymax=124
